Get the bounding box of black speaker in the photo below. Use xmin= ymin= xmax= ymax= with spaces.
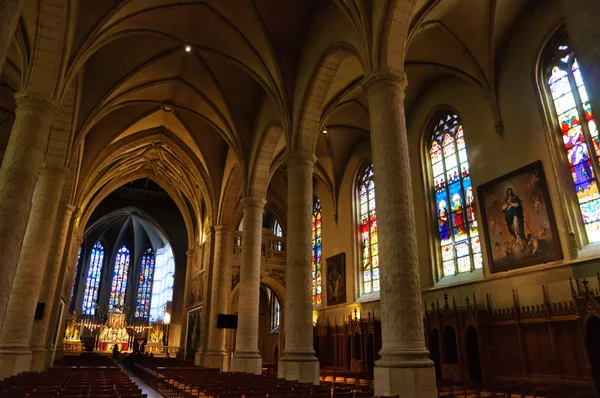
xmin=34 ymin=302 xmax=45 ymax=320
xmin=217 ymin=314 xmax=238 ymax=329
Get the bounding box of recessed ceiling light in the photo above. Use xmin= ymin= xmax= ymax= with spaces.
xmin=185 ymin=45 xmax=192 ymax=52
xmin=161 ymin=103 xmax=174 ymax=112
xmin=322 ymin=129 xmax=328 ymax=134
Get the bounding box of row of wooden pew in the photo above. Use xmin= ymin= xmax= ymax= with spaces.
xmin=126 ymin=357 xmax=397 ymax=397
xmin=0 ymin=354 xmax=146 ymax=398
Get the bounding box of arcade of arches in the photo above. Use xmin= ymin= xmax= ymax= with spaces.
xmin=0 ymin=1 xmax=600 ymax=397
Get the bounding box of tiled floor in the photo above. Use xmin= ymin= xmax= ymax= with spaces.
xmin=120 ymin=365 xmax=163 ymax=398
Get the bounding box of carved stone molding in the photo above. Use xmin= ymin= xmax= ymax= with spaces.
xmin=362 ymin=68 xmax=408 ymax=96
xmin=14 ymin=91 xmax=59 ymax=118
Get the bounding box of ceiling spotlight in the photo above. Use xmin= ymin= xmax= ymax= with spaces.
xmin=161 ymin=102 xmax=174 ymax=112
xmin=322 ymin=129 xmax=328 ymax=134
xmin=185 ymin=45 xmax=192 ymax=52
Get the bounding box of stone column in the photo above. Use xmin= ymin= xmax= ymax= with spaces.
xmin=362 ymin=70 xmax=436 ymax=398
xmin=0 ymin=163 xmax=66 ymax=378
xmin=204 ymin=226 xmax=233 ymax=370
xmin=30 ymin=202 xmax=75 ymax=371
xmin=0 ymin=92 xmax=58 ymax=327
xmin=278 ymin=153 xmax=319 ymax=384
xmin=178 ymin=248 xmax=194 ymax=360
xmin=55 ymin=233 xmax=83 ymax=361
xmin=231 ymin=197 xmax=265 ymax=374
xmin=0 ymin=0 xmax=21 ymax=76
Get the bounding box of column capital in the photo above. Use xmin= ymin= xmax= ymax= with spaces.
xmin=14 ymin=91 xmax=59 ymax=118
xmin=214 ymin=225 xmax=234 ymax=234
xmin=63 ymin=203 xmax=76 ymax=218
xmin=286 ymin=152 xmax=316 ymax=169
xmin=39 ymin=163 xmax=68 ymax=177
xmin=242 ymin=196 xmax=267 ymax=209
xmin=186 ymin=248 xmax=194 ymax=258
xmin=362 ymin=68 xmax=408 ymax=94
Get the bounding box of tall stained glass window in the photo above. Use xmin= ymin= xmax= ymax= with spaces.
xmin=109 ymin=246 xmax=130 ymax=313
xmin=69 ymin=248 xmax=82 ymax=313
xmin=429 ymin=112 xmax=482 ymax=277
xmin=545 ymin=38 xmax=600 ymax=243
xmin=312 ymin=198 xmax=322 ymax=304
xmin=82 ymin=241 xmax=104 ymax=316
xmin=358 ymin=164 xmax=379 ymax=294
xmin=135 ymin=248 xmax=155 ymax=318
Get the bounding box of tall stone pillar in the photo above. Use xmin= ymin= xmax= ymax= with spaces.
xmin=0 ymin=92 xmax=58 ymax=327
xmin=0 ymin=0 xmax=21 ymax=76
xmin=178 ymin=248 xmax=194 ymax=360
xmin=55 ymin=233 xmax=83 ymax=361
xmin=559 ymin=0 xmax=600 ymax=120
xmin=30 ymin=202 xmax=75 ymax=371
xmin=204 ymin=226 xmax=233 ymax=370
xmin=278 ymin=153 xmax=319 ymax=384
xmin=362 ymin=70 xmax=436 ymax=398
xmin=231 ymin=197 xmax=265 ymax=374
xmin=0 ymin=163 xmax=66 ymax=379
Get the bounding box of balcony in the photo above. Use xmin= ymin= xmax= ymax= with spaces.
xmin=232 ymin=229 xmax=286 ymax=266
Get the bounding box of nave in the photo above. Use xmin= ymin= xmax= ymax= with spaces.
xmin=2 ymin=0 xmax=600 ymax=397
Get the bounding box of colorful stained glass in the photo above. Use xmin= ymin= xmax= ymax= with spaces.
xmin=429 ymin=112 xmax=482 ymax=276
xmin=358 ymin=164 xmax=379 ymax=293
xmin=69 ymin=248 xmax=82 ymax=313
xmin=109 ymin=246 xmax=130 ymax=313
xmin=312 ymin=198 xmax=322 ymax=305
xmin=135 ymin=248 xmax=155 ymax=318
xmin=82 ymin=242 xmax=104 ymax=316
xmin=547 ymin=40 xmax=600 ymax=243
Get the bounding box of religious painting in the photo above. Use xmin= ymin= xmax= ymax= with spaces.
xmin=326 ymin=253 xmax=346 ymax=306
xmin=477 ymin=161 xmax=562 ymax=272
xmin=185 ymin=306 xmax=202 ymax=361
xmin=189 ymin=273 xmax=204 ymax=307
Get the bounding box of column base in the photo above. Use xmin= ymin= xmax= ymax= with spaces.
xmin=0 ymin=346 xmax=32 ymax=380
xmin=231 ymin=351 xmax=262 ymax=375
xmin=277 ymin=355 xmax=320 ymax=384
xmin=374 ymin=363 xmax=437 ymax=398
xmin=30 ymin=346 xmax=52 ymax=372
xmin=202 ymin=351 xmax=229 ymax=371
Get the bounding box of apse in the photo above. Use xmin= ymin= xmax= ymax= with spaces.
xmin=68 ymin=179 xmax=187 ymax=326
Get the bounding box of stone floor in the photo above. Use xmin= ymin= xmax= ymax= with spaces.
xmin=120 ymin=365 xmax=163 ymax=398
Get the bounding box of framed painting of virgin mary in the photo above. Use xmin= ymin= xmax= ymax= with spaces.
xmin=477 ymin=161 xmax=562 ymax=272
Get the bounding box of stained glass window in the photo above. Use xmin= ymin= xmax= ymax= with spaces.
xmin=82 ymin=241 xmax=104 ymax=316
xmin=312 ymin=198 xmax=322 ymax=304
xmin=109 ymin=246 xmax=130 ymax=313
xmin=69 ymin=247 xmax=82 ymax=313
xmin=150 ymin=245 xmax=175 ymax=322
xmin=546 ymin=39 xmax=600 ymax=243
xmin=135 ymin=248 xmax=155 ymax=318
xmin=358 ymin=164 xmax=379 ymax=294
xmin=429 ymin=112 xmax=482 ymax=277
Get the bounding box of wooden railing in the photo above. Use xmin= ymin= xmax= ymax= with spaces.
xmin=232 ymin=231 xmax=286 ymax=265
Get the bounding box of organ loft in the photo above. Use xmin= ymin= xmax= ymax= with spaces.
xmin=0 ymin=1 xmax=599 ymax=397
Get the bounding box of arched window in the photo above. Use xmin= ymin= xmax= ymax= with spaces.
xmin=69 ymin=247 xmax=82 ymax=313
xmin=544 ymin=34 xmax=600 ymax=243
xmin=150 ymin=245 xmax=175 ymax=322
xmin=109 ymin=245 xmax=130 ymax=313
xmin=312 ymin=198 xmax=322 ymax=304
xmin=429 ymin=112 xmax=482 ymax=277
xmin=270 ymin=293 xmax=280 ymax=333
xmin=358 ymin=164 xmax=379 ymax=294
xmin=82 ymin=241 xmax=104 ymax=316
xmin=135 ymin=248 xmax=155 ymax=318
xmin=273 ymin=220 xmax=283 ymax=237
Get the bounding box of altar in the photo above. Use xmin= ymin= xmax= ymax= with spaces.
xmin=63 ymin=313 xmax=83 ymax=353
xmin=98 ymin=312 xmax=130 ymax=352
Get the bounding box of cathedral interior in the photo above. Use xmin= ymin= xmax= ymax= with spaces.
xmin=0 ymin=0 xmax=599 ymax=397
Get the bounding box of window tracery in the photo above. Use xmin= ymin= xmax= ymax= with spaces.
xmin=358 ymin=164 xmax=379 ymax=293
xmin=82 ymin=241 xmax=104 ymax=316
xmin=429 ymin=112 xmax=482 ymax=277
xmin=545 ymin=37 xmax=600 ymax=243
